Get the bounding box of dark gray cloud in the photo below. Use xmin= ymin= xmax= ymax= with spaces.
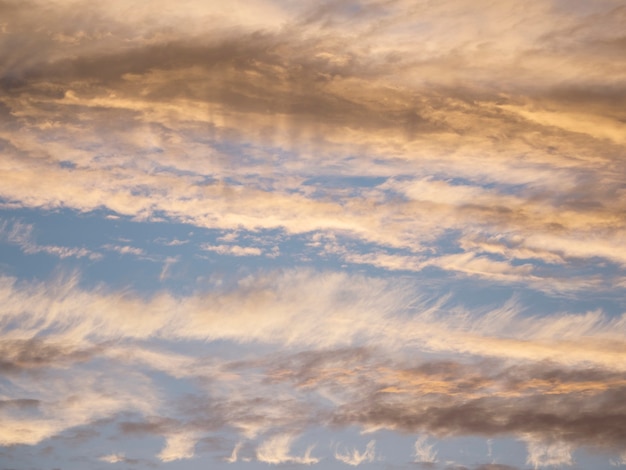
xmin=249 ymin=349 xmax=626 ymax=451
xmin=53 ymin=427 xmax=101 ymax=444
xmin=1 ymin=339 xmax=625 ymax=463
xmin=330 ymin=379 xmax=626 ymax=451
xmin=98 ymin=346 xmax=620 ymax=463
xmin=118 ymin=417 xmax=179 ymax=437
xmin=0 ymin=339 xmax=107 ymax=374
xmin=1 ymin=37 xmax=453 ymax=146
xmin=0 ymin=399 xmax=40 ymax=411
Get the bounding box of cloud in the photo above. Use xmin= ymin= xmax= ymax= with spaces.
xmin=118 ymin=417 xmax=178 ymax=437
xmin=255 ymin=349 xmax=626 ymax=453
xmin=0 ymin=398 xmax=40 ymax=408
xmin=0 ymin=338 xmax=107 ymax=374
xmin=523 ymin=437 xmax=574 ymax=469
xmin=201 ymin=244 xmax=263 ymax=256
xmin=0 ymin=366 xmax=158 ymax=446
xmin=1 ymin=3 xmax=625 ymax=467
xmin=225 ymin=441 xmax=243 ymax=463
xmin=99 ymin=453 xmax=127 ymax=463
xmin=610 ymin=451 xmax=626 ymax=467
xmin=1 ymin=302 xmax=625 ymax=461
xmin=334 ymin=440 xmax=377 ymax=466
xmin=157 ymin=432 xmax=198 ymax=462
xmin=1 ymin=271 xmax=625 ymax=370
xmin=330 ymin=381 xmax=626 ymax=452
xmin=1 ymin=0 xmax=625 ymax=294
xmin=0 ymin=219 xmax=100 ymax=260
xmin=159 ymin=256 xmax=179 ymax=281
xmin=256 ymin=434 xmax=318 ymax=465
xmin=414 ymin=435 xmax=438 ymax=463
xmin=102 ymin=244 xmax=146 ymax=257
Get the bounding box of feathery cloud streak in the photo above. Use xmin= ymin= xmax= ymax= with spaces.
xmin=1 ymin=271 xmax=625 ymax=460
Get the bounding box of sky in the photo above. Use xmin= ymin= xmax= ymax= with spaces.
xmin=1 ymin=0 xmax=625 ymax=469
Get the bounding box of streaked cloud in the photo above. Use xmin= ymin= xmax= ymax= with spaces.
xmin=256 ymin=434 xmax=318 ymax=465
xmin=202 ymin=244 xmax=263 ymax=257
xmin=99 ymin=453 xmax=128 ymax=464
xmin=2 ymin=269 xmax=624 ymax=459
xmin=524 ymin=437 xmax=574 ymax=469
xmin=610 ymin=451 xmax=626 ymax=467
xmin=0 ymin=219 xmax=100 ymax=260
xmin=1 ymin=0 xmax=624 ymax=468
xmin=414 ymin=435 xmax=438 ymax=464
xmin=1 ymin=271 xmax=625 ymax=368
xmin=158 ymin=432 xmax=198 ymax=462
xmin=334 ymin=440 xmax=377 ymax=466
xmin=225 ymin=441 xmax=243 ymax=464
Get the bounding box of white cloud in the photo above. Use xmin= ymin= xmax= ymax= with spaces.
xmin=414 ymin=435 xmax=438 ymax=463
xmin=611 ymin=451 xmax=626 ymax=466
xmin=102 ymin=244 xmax=146 ymax=256
xmin=159 ymin=256 xmax=179 ymax=281
xmin=157 ymin=433 xmax=197 ymax=462
xmin=524 ymin=436 xmax=574 ymax=469
xmin=335 ymin=440 xmax=377 ymax=466
xmin=0 ymin=219 xmax=100 ymax=260
xmin=202 ymin=244 xmax=263 ymax=256
xmin=99 ymin=453 xmax=125 ymax=463
xmin=225 ymin=441 xmax=243 ymax=463
xmin=1 ymin=271 xmax=625 ymax=370
xmin=256 ymin=434 xmax=318 ymax=465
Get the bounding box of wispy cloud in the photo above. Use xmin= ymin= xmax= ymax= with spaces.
xmin=158 ymin=432 xmax=198 ymax=462
xmin=524 ymin=437 xmax=574 ymax=469
xmin=225 ymin=441 xmax=243 ymax=463
xmin=256 ymin=434 xmax=318 ymax=465
xmin=102 ymin=243 xmax=146 ymax=256
xmin=414 ymin=435 xmax=438 ymax=464
xmin=0 ymin=0 xmax=624 ymax=294
xmin=610 ymin=451 xmax=626 ymax=467
xmin=201 ymin=244 xmax=263 ymax=256
xmin=1 ymin=271 xmax=625 ymax=368
xmin=99 ymin=453 xmax=124 ymax=463
xmin=0 ymin=363 xmax=157 ymax=446
xmin=0 ymin=219 xmax=100 ymax=260
xmin=335 ymin=440 xmax=377 ymax=466
xmin=1 ymin=281 xmax=625 ymax=458
xmin=1 ymin=0 xmax=625 ymax=468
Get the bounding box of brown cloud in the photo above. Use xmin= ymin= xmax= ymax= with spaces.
xmin=253 ymin=349 xmax=626 ymax=451
xmin=0 ymin=339 xmax=107 ymax=374
xmin=118 ymin=417 xmax=179 ymax=437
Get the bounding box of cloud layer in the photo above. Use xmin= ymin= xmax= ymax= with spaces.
xmin=0 ymin=271 xmax=625 ymax=467
xmin=1 ymin=0 xmax=625 ymax=293
xmin=1 ymin=1 xmax=625 ymax=469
